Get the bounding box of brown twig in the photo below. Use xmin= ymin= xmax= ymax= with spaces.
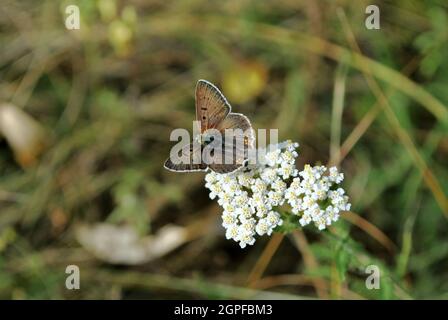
xmin=342 ymin=211 xmax=396 ymax=253
xmin=292 ymin=230 xmax=329 ymax=298
xmin=246 ymin=233 xmax=284 ymax=288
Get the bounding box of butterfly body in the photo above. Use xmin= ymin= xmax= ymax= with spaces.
xmin=164 ymin=80 xmax=254 ymax=174
xmin=197 ymin=130 xmax=218 ymax=145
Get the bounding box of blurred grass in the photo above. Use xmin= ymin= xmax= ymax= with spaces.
xmin=1 ymin=0 xmax=448 ymax=299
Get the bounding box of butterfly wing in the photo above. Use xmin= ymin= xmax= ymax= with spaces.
xmin=216 ymin=113 xmax=255 ymax=149
xmin=208 ymin=136 xmax=248 ymax=173
xmin=208 ymin=113 xmax=255 ymax=174
xmin=196 ymin=80 xmax=231 ymax=132
xmin=209 ymin=163 xmax=243 ymax=174
xmin=164 ymin=143 xmax=207 ymax=172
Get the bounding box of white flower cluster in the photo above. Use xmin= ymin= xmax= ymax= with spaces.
xmin=204 ymin=141 xmax=351 ymax=248
xmin=285 ymin=165 xmax=351 ymax=230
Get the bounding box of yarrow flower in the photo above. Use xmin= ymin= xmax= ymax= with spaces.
xmin=285 ymin=164 xmax=350 ymax=230
xmin=204 ymin=140 xmax=351 ymax=248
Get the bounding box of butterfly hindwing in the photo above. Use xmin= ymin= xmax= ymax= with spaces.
xmin=206 ymin=115 xmax=254 ymax=173
xmin=164 ymin=143 xmax=207 ymax=172
xmin=217 ymin=113 xmax=255 ymax=149
xmin=207 ymin=141 xmax=247 ymax=174
xmin=209 ymin=163 xmax=243 ymax=174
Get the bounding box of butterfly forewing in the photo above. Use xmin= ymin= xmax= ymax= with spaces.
xmin=196 ymin=80 xmax=230 ymax=132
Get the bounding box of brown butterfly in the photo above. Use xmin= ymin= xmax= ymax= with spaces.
xmin=164 ymin=79 xmax=254 ymax=174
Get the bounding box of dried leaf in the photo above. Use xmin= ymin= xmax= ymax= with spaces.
xmin=76 ymin=223 xmax=188 ymax=265
xmin=0 ymin=103 xmax=47 ymax=167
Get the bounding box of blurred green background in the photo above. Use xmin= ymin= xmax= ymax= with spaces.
xmin=0 ymin=0 xmax=447 ymax=299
